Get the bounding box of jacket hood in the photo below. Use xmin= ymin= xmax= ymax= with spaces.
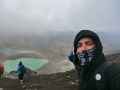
xmin=74 ymin=30 xmax=102 ymax=54
xmin=73 ymin=30 xmax=106 ymax=73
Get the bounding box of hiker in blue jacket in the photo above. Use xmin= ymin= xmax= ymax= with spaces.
xmin=68 ymin=30 xmax=120 ymax=90
xmin=16 ymin=61 xmax=25 ymax=83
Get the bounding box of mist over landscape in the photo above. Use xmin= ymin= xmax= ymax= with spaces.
xmin=0 ymin=0 xmax=120 ymax=74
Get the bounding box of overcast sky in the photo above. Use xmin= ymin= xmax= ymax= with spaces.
xmin=0 ymin=0 xmax=120 ymax=35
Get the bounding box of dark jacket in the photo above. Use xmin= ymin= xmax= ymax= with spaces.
xmin=70 ymin=30 xmax=120 ymax=90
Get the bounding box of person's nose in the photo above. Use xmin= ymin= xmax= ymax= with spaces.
xmin=81 ymin=44 xmax=88 ymax=51
xmin=77 ymin=43 xmax=88 ymax=52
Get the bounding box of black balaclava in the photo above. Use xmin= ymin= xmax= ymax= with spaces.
xmin=74 ymin=30 xmax=106 ymax=74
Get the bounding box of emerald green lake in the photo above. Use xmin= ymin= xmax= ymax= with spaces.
xmin=3 ymin=58 xmax=49 ymax=73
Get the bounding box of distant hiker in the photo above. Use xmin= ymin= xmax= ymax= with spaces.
xmin=16 ymin=61 xmax=26 ymax=84
xmin=0 ymin=64 xmax=4 ymax=79
xmin=68 ymin=30 xmax=120 ymax=90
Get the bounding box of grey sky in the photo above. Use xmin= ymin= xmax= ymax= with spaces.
xmin=0 ymin=0 xmax=120 ymax=34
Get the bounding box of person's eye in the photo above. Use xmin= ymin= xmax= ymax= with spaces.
xmin=77 ymin=43 xmax=82 ymax=48
xmin=86 ymin=41 xmax=94 ymax=46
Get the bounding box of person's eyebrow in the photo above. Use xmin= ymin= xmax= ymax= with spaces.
xmin=85 ymin=41 xmax=93 ymax=43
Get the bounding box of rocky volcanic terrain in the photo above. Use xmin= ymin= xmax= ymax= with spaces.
xmin=0 ymin=70 xmax=78 ymax=90
xmin=0 ymin=53 xmax=120 ymax=90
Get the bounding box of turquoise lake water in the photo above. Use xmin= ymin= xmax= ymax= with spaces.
xmin=3 ymin=58 xmax=49 ymax=73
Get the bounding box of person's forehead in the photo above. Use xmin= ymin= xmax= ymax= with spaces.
xmin=78 ymin=37 xmax=94 ymax=43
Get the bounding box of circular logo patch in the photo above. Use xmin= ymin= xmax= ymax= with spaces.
xmin=95 ymin=74 xmax=101 ymax=81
